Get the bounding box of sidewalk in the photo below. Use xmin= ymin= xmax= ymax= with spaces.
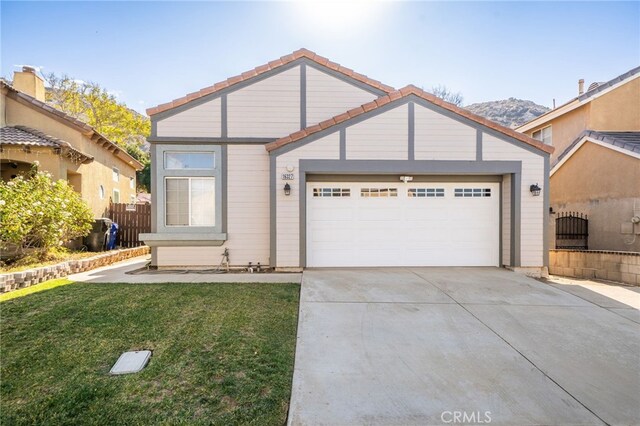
xmin=69 ymin=256 xmax=302 ymax=284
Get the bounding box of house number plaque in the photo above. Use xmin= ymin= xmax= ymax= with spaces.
xmin=281 ymin=173 xmax=295 ymax=180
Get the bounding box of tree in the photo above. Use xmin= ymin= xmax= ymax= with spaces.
xmin=43 ymin=73 xmax=151 ymax=190
xmin=0 ymin=164 xmax=94 ymax=260
xmin=430 ymin=84 xmax=464 ymax=107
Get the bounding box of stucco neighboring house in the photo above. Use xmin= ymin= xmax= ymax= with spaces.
xmin=141 ymin=49 xmax=553 ymax=275
xmin=516 ymin=66 xmax=640 ymax=251
xmin=0 ymin=67 xmax=143 ymax=218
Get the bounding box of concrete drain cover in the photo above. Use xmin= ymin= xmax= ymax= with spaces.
xmin=110 ymin=350 xmax=151 ymax=375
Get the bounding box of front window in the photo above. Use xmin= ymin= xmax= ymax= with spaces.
xmin=532 ymin=126 xmax=552 ymax=145
xmin=165 ymin=177 xmax=215 ymax=226
xmin=112 ymin=189 xmax=120 ymax=203
xmin=113 ymin=167 xmax=119 ymax=182
xmin=165 ymin=152 xmax=215 ymax=170
xmin=130 ymin=176 xmax=135 ymax=189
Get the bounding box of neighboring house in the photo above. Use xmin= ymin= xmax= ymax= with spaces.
xmin=516 ymin=67 xmax=640 ymax=251
xmin=0 ymin=67 xmax=143 ymax=217
xmin=141 ymin=49 xmax=553 ymax=275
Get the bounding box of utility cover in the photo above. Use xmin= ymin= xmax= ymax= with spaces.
xmin=110 ymin=350 xmax=151 ymax=375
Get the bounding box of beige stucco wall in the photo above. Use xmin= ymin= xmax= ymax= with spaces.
xmin=526 ymin=104 xmax=590 ymax=163
xmin=550 ymin=143 xmax=640 ymax=251
xmin=1 ymin=95 xmax=138 ymax=217
xmin=589 ymin=77 xmax=640 ymax=131
xmin=525 ymin=76 xmax=640 ymax=162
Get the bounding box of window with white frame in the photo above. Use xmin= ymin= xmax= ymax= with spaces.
xmin=112 ymin=167 xmax=119 ymax=182
xmin=408 ymin=188 xmax=445 ymax=198
xmin=532 ymin=126 xmax=552 ymax=145
xmin=361 ymin=188 xmax=398 ymax=197
xmin=113 ymin=189 xmax=120 ymax=203
xmin=99 ymin=185 xmax=105 ymax=199
xmin=130 ymin=195 xmax=136 ymax=203
xmin=454 ymin=188 xmax=491 ymax=198
xmin=130 ymin=176 xmax=135 ymax=189
xmin=165 ymin=152 xmax=215 ymax=170
xmin=165 ymin=177 xmax=216 ymax=226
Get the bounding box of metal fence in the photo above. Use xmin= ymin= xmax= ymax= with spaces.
xmin=108 ymin=203 xmax=151 ymax=248
xmin=555 ymin=212 xmax=588 ymax=249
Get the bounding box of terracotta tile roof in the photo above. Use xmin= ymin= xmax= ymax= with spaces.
xmin=146 ymin=48 xmax=395 ymax=116
xmin=265 ymin=85 xmax=555 ymax=155
xmin=1 ymin=81 xmax=144 ymax=170
xmin=0 ymin=125 xmax=94 ymax=163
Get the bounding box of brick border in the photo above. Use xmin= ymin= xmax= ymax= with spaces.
xmin=549 ymin=249 xmax=640 ymax=286
xmin=0 ymin=246 xmax=150 ymax=293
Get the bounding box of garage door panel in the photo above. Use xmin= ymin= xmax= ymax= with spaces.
xmin=307 ymin=181 xmax=500 ymax=267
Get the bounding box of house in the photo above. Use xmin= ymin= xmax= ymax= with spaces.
xmin=141 ymin=49 xmax=553 ymax=275
xmin=0 ymin=67 xmax=143 ymax=218
xmin=516 ymin=67 xmax=640 ymax=251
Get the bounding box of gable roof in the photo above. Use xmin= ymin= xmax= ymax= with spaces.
xmin=552 ymin=130 xmax=640 ymax=175
xmin=516 ymin=66 xmax=640 ymax=132
xmin=0 ymin=125 xmax=94 ymax=164
xmin=1 ymin=81 xmax=143 ymax=170
xmin=265 ymin=85 xmax=554 ymax=154
xmin=146 ymin=48 xmax=395 ymax=117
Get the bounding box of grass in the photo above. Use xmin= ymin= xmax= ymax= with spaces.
xmin=1 ymin=281 xmax=300 ymax=425
xmin=0 ymin=278 xmax=75 ymax=302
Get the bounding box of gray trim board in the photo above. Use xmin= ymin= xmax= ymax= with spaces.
xmin=269 ymin=155 xmax=277 ymax=268
xmin=511 ymin=172 xmax=522 ymax=267
xmin=408 ymin=102 xmax=415 ymax=160
xmin=543 ymin=155 xmax=550 ymax=267
xmin=499 ymin=181 xmax=503 ymax=266
xmin=150 ymin=143 xmax=158 ymax=232
xmin=339 ymin=129 xmax=346 ymax=160
xmin=295 ymin=160 xmax=522 ymax=268
xmin=221 ymin=95 xmax=228 ymax=138
xmin=221 ymin=145 xmax=228 ymax=233
xmin=300 ymin=63 xmax=306 ymax=129
xmin=306 ymin=174 xmax=502 ymax=182
xmin=476 ymin=130 xmax=483 ymax=161
xmin=148 ymin=137 xmax=276 ymax=144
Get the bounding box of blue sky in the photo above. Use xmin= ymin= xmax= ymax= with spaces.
xmin=2 ymin=1 xmax=639 ymax=115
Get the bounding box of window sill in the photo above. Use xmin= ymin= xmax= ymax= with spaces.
xmin=140 ymin=232 xmax=227 ymax=247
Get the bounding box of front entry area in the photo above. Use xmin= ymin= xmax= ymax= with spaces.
xmin=306 ymin=181 xmax=500 ymax=267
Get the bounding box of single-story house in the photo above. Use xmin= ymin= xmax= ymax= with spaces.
xmin=141 ymin=49 xmax=553 ymax=275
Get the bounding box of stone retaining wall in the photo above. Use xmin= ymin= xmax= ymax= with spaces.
xmin=549 ymin=249 xmax=640 ymax=286
xmin=0 ymin=246 xmax=150 ymax=293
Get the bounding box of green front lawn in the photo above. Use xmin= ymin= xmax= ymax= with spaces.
xmin=1 ymin=282 xmax=300 ymax=425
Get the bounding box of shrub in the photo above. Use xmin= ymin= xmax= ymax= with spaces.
xmin=0 ymin=165 xmax=93 ymax=260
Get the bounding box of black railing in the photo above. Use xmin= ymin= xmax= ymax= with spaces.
xmin=556 ymin=212 xmax=588 ymax=249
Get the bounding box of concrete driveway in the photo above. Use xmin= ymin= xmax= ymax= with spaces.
xmin=289 ymin=268 xmax=640 ymax=425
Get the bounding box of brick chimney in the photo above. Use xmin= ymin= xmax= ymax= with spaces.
xmin=578 ymin=79 xmax=585 ymax=96
xmin=13 ymin=66 xmax=45 ymax=101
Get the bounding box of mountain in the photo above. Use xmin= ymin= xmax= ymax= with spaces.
xmin=465 ymin=98 xmax=550 ymax=129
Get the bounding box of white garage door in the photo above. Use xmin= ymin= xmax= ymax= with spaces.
xmin=306 ymin=181 xmax=500 ymax=267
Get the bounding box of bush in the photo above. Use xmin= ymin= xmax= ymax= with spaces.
xmin=0 ymin=165 xmax=93 ymax=260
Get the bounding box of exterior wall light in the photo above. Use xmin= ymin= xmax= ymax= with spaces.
xmin=284 ymin=183 xmax=291 ymax=196
xmin=530 ymin=183 xmax=542 ymax=196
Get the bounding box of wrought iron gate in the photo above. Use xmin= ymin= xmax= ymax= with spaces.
xmin=555 ymin=212 xmax=588 ymax=249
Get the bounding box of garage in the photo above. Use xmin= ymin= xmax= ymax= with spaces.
xmin=306 ymin=181 xmax=500 ymax=267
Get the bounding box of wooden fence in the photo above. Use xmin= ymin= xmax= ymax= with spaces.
xmin=108 ymin=203 xmax=151 ymax=248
